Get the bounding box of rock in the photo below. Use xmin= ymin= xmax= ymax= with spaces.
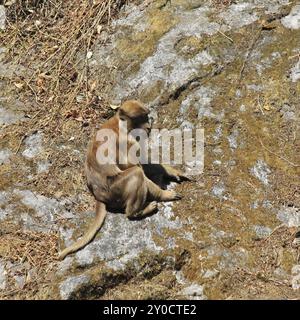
xmin=202 ymin=269 xmax=219 ymax=279
xmin=63 ymin=201 xmax=182 ymax=270
xmin=0 ymin=149 xmax=12 ymax=165
xmin=13 ymin=189 xmax=74 ymax=231
xmin=112 ymin=3 xmax=149 ymax=32
xmin=95 ymin=5 xmax=220 ymax=103
xmin=291 ymin=265 xmax=300 ymax=290
xmin=250 ymin=160 xmax=271 ymax=186
xmin=213 ymin=159 xmax=222 ymax=166
xmin=228 ymin=128 xmax=239 ymax=150
xmin=0 ymin=106 xmax=24 ymax=126
xmin=218 ymin=3 xmax=258 ymax=29
xmin=253 ymin=225 xmax=272 ymax=239
xmin=59 ymin=274 xmax=90 ymax=300
xmin=277 ymin=206 xmax=300 ymax=227
xmin=57 ymin=257 xmax=74 ymax=277
xmin=0 ymin=191 xmax=15 ymax=221
xmin=0 ymin=6 xmax=5 ymax=31
xmin=280 ymin=103 xmax=297 ymax=121
xmin=73 ymin=213 xmax=163 ymax=268
xmin=37 ymin=160 xmax=51 ymax=174
xmin=281 ymin=5 xmax=300 ymax=30
xmin=212 ymin=183 xmax=226 ymax=199
xmin=179 ymin=284 xmax=206 ymax=300
xmin=22 ymin=132 xmax=43 ymax=159
xmin=14 ymin=275 xmax=25 ymax=289
xmin=213 ymin=125 xmax=223 ymax=141
xmin=290 ymin=60 xmax=300 ymax=83
xmin=179 ymin=86 xmax=220 ymax=121
xmin=246 ymin=84 xmax=263 ymax=92
xmin=0 ymin=260 xmax=7 ymax=290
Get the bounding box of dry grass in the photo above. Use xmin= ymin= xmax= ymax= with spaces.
xmin=0 ymin=0 xmax=128 ymax=299
xmin=0 ymin=228 xmax=59 ymax=299
xmin=0 ymin=0 xmax=129 ymax=205
xmin=0 ymin=0 xmax=127 ymax=136
xmin=271 ymin=170 xmax=300 ymax=208
xmin=212 ymin=0 xmax=233 ymax=8
xmin=222 ymin=226 xmax=300 ymax=299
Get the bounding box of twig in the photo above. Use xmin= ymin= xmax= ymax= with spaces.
xmin=15 ymin=135 xmax=27 ymax=154
xmin=261 ymin=224 xmax=285 ymax=243
xmin=23 ymin=78 xmax=40 ymax=105
xmin=31 ymin=110 xmax=42 ymax=120
xmin=288 ymin=52 xmax=300 ymax=60
xmin=238 ymin=28 xmax=262 ymax=85
xmin=218 ymin=30 xmax=234 ymax=43
xmin=257 ymin=95 xmax=265 ymax=115
xmin=259 ymin=139 xmax=300 ymax=167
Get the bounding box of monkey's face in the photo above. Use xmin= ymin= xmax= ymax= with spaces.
xmin=131 ymin=114 xmax=152 ymax=134
xmin=119 ymin=100 xmax=152 ymax=134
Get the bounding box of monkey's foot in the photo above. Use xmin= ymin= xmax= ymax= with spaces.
xmin=143 ymin=201 xmax=158 ymax=215
xmin=127 ymin=202 xmax=158 ymax=220
xmin=170 ymin=171 xmax=193 ymax=182
xmin=161 ymin=190 xmax=182 ymax=201
xmin=164 ymin=166 xmax=193 ymax=182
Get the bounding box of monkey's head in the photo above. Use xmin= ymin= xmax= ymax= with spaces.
xmin=118 ymin=100 xmax=151 ymax=133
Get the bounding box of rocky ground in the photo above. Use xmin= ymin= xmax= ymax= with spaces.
xmin=0 ymin=0 xmax=299 ymax=299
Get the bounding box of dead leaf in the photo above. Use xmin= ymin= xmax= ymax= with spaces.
xmin=47 ymin=95 xmax=54 ymax=102
xmin=64 ymin=109 xmax=80 ymax=119
xmin=90 ymin=80 xmax=97 ymax=92
xmin=36 ymin=77 xmax=44 ymax=87
xmin=35 ymin=20 xmax=42 ymax=27
xmin=4 ymin=0 xmax=16 ymax=6
xmin=86 ymin=51 xmax=93 ymax=59
xmin=76 ymin=94 xmax=85 ymax=103
xmin=14 ymin=82 xmax=24 ymax=89
xmin=97 ymin=25 xmax=102 ymax=34
xmin=54 ymin=191 xmax=63 ymax=198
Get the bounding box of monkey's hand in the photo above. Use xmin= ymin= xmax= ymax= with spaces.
xmin=162 ymin=165 xmax=193 ymax=182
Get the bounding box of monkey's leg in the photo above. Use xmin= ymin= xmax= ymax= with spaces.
xmin=143 ymin=201 xmax=158 ymax=214
xmin=111 ymin=167 xmax=181 ymax=219
xmin=161 ymin=164 xmax=192 ymax=182
xmin=145 ymin=176 xmax=182 ymax=201
xmin=111 ymin=167 xmax=149 ymax=218
xmin=126 ymin=201 xmax=158 ymax=220
xmin=122 ymin=169 xmax=160 ymax=219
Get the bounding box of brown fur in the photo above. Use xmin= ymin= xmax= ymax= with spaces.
xmin=58 ymin=100 xmax=189 ymax=260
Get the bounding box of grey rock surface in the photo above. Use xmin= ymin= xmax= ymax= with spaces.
xmin=0 ymin=6 xmax=5 ymax=31
xmin=0 ymin=0 xmax=299 ymax=300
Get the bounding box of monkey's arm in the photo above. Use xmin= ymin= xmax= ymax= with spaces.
xmin=160 ymin=164 xmax=192 ymax=182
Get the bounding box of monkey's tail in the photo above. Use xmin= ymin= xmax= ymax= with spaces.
xmin=58 ymin=201 xmax=107 ymax=260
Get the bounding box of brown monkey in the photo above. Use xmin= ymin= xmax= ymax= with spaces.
xmin=58 ymin=100 xmax=188 ymax=260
